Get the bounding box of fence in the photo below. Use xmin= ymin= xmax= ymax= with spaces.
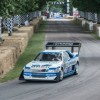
xmin=79 ymin=11 xmax=99 ymax=23
xmin=0 ymin=11 xmax=41 ymax=37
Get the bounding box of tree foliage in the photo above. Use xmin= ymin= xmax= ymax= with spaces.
xmin=0 ymin=0 xmax=56 ymax=18
xmin=71 ymin=0 xmax=100 ymax=13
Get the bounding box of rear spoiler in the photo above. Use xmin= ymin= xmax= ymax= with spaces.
xmin=46 ymin=42 xmax=81 ymax=55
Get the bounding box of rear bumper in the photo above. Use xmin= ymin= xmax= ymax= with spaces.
xmin=23 ymin=72 xmax=59 ymax=81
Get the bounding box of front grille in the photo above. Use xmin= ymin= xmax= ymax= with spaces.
xmin=32 ymin=75 xmax=46 ymax=78
xmin=32 ymin=65 xmax=40 ymax=68
xmin=32 ymin=69 xmax=47 ymax=72
xmin=41 ymin=69 xmax=47 ymax=72
xmin=32 ymin=73 xmax=46 ymax=78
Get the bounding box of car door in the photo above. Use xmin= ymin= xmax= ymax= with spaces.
xmin=63 ymin=52 xmax=71 ymax=74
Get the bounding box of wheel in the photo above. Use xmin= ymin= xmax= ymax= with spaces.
xmin=55 ymin=70 xmax=64 ymax=82
xmin=74 ymin=63 xmax=79 ymax=75
xmin=19 ymin=70 xmax=24 ymax=80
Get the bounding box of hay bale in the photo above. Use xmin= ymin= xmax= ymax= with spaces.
xmin=30 ymin=17 xmax=42 ymax=32
xmin=30 ymin=18 xmax=40 ymax=32
xmin=37 ymin=17 xmax=43 ymax=24
xmin=18 ymin=26 xmax=34 ymax=39
xmin=0 ymin=46 xmax=17 ymax=64
xmin=66 ymin=16 xmax=74 ymax=19
xmin=74 ymin=18 xmax=83 ymax=26
xmin=93 ymin=24 xmax=100 ymax=35
xmin=12 ymin=33 xmax=29 ymax=47
xmin=0 ymin=49 xmax=13 ymax=76
xmin=2 ymin=35 xmax=26 ymax=55
xmin=85 ymin=21 xmax=90 ymax=31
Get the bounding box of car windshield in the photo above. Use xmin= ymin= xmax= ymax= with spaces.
xmin=34 ymin=52 xmax=62 ymax=61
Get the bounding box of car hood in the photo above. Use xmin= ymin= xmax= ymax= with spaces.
xmin=25 ymin=61 xmax=63 ymax=69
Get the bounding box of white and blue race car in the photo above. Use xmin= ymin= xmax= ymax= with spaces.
xmin=19 ymin=42 xmax=81 ymax=82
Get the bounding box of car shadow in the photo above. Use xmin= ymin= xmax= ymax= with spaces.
xmin=18 ymin=80 xmax=57 ymax=85
xmin=18 ymin=74 xmax=77 ymax=85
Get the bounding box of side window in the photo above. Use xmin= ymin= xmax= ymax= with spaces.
xmin=35 ymin=53 xmax=43 ymax=61
xmin=66 ymin=51 xmax=74 ymax=58
xmin=63 ymin=52 xmax=70 ymax=61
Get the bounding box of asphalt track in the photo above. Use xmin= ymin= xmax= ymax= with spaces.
xmin=0 ymin=19 xmax=100 ymax=100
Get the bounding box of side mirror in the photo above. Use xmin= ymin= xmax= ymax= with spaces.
xmin=76 ymin=54 xmax=78 ymax=57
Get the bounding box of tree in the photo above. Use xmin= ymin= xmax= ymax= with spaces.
xmin=71 ymin=0 xmax=100 ymax=13
xmin=0 ymin=0 xmax=16 ymax=18
xmin=71 ymin=0 xmax=100 ymax=23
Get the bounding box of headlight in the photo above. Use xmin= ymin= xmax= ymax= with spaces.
xmin=24 ymin=66 xmax=31 ymax=72
xmin=25 ymin=66 xmax=30 ymax=69
xmin=48 ymin=68 xmax=59 ymax=73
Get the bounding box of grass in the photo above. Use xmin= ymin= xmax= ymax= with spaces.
xmin=0 ymin=21 xmax=46 ymax=83
xmin=90 ymin=32 xmax=100 ymax=40
xmin=84 ymin=30 xmax=100 ymax=40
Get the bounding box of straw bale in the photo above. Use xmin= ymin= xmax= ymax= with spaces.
xmin=18 ymin=26 xmax=34 ymax=39
xmin=2 ymin=36 xmax=26 ymax=55
xmin=0 ymin=49 xmax=13 ymax=76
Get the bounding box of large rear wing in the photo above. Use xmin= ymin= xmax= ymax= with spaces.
xmin=46 ymin=42 xmax=81 ymax=55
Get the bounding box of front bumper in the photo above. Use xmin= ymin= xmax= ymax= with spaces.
xmin=23 ymin=72 xmax=59 ymax=81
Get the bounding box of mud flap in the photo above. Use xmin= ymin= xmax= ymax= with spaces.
xmin=19 ymin=70 xmax=24 ymax=80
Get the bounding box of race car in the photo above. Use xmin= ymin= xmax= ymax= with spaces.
xmin=19 ymin=42 xmax=81 ymax=82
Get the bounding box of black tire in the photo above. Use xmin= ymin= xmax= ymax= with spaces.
xmin=74 ymin=63 xmax=79 ymax=75
xmin=19 ymin=70 xmax=24 ymax=80
xmin=55 ymin=70 xmax=64 ymax=82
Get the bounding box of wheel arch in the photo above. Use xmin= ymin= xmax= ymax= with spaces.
xmin=77 ymin=61 xmax=79 ymax=65
xmin=61 ymin=67 xmax=64 ymax=71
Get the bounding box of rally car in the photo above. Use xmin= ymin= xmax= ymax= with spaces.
xmin=19 ymin=42 xmax=81 ymax=82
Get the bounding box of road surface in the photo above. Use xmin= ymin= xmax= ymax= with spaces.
xmin=0 ymin=19 xmax=100 ymax=100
